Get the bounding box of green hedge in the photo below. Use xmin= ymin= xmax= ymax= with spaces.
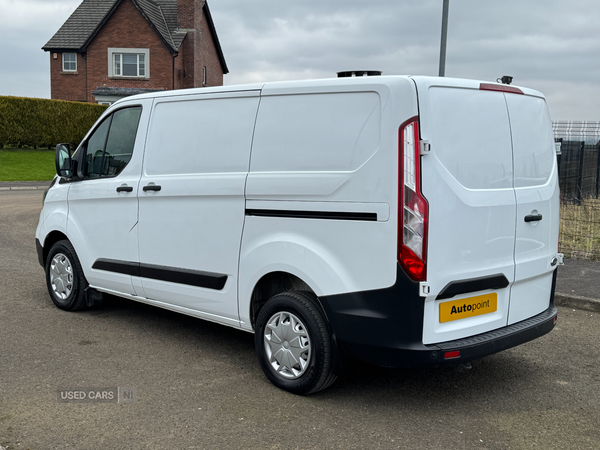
xmin=0 ymin=96 xmax=107 ymax=149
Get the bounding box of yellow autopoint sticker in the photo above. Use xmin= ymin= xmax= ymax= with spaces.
xmin=439 ymin=293 xmax=497 ymax=323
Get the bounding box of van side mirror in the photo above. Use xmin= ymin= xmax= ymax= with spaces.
xmin=55 ymin=143 xmax=73 ymax=178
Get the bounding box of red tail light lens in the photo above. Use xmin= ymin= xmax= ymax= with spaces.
xmin=399 ymin=119 xmax=428 ymax=281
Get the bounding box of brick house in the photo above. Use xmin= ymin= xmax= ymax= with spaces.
xmin=42 ymin=0 xmax=228 ymax=104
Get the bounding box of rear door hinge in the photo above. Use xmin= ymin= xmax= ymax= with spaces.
xmin=420 ymin=140 xmax=430 ymax=155
xmin=551 ymin=253 xmax=564 ymax=267
xmin=419 ymin=282 xmax=431 ymax=297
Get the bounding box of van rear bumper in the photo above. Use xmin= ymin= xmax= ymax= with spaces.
xmin=320 ymin=265 xmax=557 ymax=368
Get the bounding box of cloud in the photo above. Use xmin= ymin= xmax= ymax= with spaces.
xmin=214 ymin=0 xmax=444 ymax=82
xmin=0 ymin=0 xmax=81 ymax=98
xmin=0 ymin=0 xmax=79 ymax=33
xmin=0 ymin=0 xmax=599 ymax=119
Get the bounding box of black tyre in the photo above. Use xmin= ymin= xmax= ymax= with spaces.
xmin=45 ymin=240 xmax=88 ymax=311
xmin=255 ymin=291 xmax=338 ymax=395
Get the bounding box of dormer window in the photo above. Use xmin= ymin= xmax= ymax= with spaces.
xmin=108 ymin=48 xmax=149 ymax=79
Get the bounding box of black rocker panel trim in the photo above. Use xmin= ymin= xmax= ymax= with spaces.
xmin=92 ymin=259 xmax=227 ymax=290
xmin=436 ymin=274 xmax=510 ymax=300
xmin=245 ymin=209 xmax=377 ymax=222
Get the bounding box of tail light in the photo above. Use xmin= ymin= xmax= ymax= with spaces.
xmin=399 ymin=119 xmax=428 ymax=281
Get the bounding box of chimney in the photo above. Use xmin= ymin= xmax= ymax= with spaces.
xmin=177 ymin=0 xmax=202 ymax=29
xmin=177 ymin=0 xmax=206 ymax=88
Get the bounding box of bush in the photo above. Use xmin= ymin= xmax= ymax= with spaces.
xmin=0 ymin=96 xmax=107 ymax=149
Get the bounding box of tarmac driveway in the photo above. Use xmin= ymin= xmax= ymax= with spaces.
xmin=1 ymin=189 xmax=599 ymax=450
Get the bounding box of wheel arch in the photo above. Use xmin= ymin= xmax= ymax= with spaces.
xmin=249 ymin=271 xmax=319 ymax=330
xmin=41 ymin=230 xmax=70 ymax=266
xmin=239 ymin=234 xmax=359 ymax=331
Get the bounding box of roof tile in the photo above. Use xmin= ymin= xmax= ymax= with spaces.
xmin=42 ymin=0 xmax=227 ymax=72
xmin=43 ymin=0 xmax=181 ymax=52
xmin=43 ymin=0 xmax=118 ymax=51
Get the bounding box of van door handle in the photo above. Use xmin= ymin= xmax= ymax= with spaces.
xmin=143 ymin=184 xmax=162 ymax=192
xmin=116 ymin=185 xmax=133 ymax=193
xmin=524 ymin=214 xmax=543 ymax=222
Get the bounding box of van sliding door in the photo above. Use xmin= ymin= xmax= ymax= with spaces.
xmin=136 ymin=91 xmax=261 ymax=326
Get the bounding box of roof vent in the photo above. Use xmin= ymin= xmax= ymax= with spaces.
xmin=337 ymin=70 xmax=382 ymax=78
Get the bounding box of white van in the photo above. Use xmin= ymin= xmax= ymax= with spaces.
xmin=36 ymin=75 xmax=561 ymax=394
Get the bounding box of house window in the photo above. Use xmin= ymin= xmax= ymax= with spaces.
xmin=62 ymin=53 xmax=77 ymax=72
xmin=114 ymin=53 xmax=145 ymax=77
xmin=108 ymin=48 xmax=149 ymax=79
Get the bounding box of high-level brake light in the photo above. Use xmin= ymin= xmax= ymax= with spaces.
xmin=399 ymin=119 xmax=428 ymax=282
xmin=479 ymin=83 xmax=524 ymax=95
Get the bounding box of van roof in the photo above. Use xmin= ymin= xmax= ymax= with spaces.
xmin=110 ymin=75 xmax=544 ymax=106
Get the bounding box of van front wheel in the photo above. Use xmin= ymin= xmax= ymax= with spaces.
xmin=45 ymin=240 xmax=88 ymax=311
xmin=255 ymin=291 xmax=338 ymax=395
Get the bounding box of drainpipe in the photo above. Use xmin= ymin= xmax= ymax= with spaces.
xmin=83 ymin=52 xmax=88 ymax=102
xmin=172 ymin=52 xmax=179 ymax=90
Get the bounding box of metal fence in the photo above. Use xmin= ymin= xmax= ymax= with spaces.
xmin=553 ymin=121 xmax=600 ymax=260
xmin=557 ymin=140 xmax=600 ymax=202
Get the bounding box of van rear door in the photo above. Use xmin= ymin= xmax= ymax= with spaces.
xmin=415 ymin=77 xmax=516 ymax=345
xmin=413 ymin=77 xmax=558 ymax=345
xmin=504 ymin=92 xmax=559 ymax=324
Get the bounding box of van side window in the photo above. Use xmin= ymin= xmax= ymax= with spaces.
xmin=82 ymin=106 xmax=142 ymax=178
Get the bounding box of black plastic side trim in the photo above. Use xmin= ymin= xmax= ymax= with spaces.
xmin=436 ymin=274 xmax=510 ymax=300
xmin=319 ymin=264 xmax=426 ymax=368
xmin=36 ymin=238 xmax=44 ymax=268
xmin=245 ymin=209 xmax=377 ymax=222
xmin=93 ymin=259 xmax=131 ymax=275
xmin=92 ymin=259 xmax=227 ymax=290
xmin=139 ymin=263 xmax=226 ymax=290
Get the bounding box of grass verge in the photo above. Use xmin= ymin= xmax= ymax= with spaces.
xmin=0 ymin=148 xmax=56 ymax=181
xmin=560 ymin=198 xmax=600 ymax=261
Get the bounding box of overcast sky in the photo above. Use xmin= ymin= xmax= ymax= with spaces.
xmin=1 ymin=0 xmax=599 ymax=120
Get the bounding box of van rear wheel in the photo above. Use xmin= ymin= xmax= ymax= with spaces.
xmin=255 ymin=291 xmax=338 ymax=395
xmin=45 ymin=240 xmax=88 ymax=311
